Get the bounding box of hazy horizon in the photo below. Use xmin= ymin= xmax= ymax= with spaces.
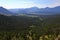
xmin=0 ymin=0 xmax=60 ymax=9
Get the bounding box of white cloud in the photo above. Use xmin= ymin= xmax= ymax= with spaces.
xmin=0 ymin=0 xmax=60 ymax=9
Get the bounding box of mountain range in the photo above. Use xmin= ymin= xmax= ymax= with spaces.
xmin=9 ymin=6 xmax=60 ymax=15
xmin=0 ymin=6 xmax=60 ymax=16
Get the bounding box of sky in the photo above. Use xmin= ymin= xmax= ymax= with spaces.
xmin=0 ymin=0 xmax=60 ymax=9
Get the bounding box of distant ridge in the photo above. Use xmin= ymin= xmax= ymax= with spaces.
xmin=0 ymin=7 xmax=13 ymax=16
xmin=8 ymin=6 xmax=60 ymax=15
xmin=0 ymin=6 xmax=60 ymax=16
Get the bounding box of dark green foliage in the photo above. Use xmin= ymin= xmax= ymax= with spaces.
xmin=0 ymin=14 xmax=60 ymax=40
xmin=0 ymin=14 xmax=42 ymax=31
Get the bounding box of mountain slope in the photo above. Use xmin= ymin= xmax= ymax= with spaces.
xmin=0 ymin=7 xmax=13 ymax=16
xmin=9 ymin=6 xmax=60 ymax=15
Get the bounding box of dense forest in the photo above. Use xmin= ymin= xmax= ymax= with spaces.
xmin=0 ymin=14 xmax=60 ymax=40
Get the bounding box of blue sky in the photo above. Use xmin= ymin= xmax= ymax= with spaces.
xmin=0 ymin=0 xmax=60 ymax=9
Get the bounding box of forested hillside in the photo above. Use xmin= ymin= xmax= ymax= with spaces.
xmin=0 ymin=14 xmax=41 ymax=31
xmin=0 ymin=14 xmax=60 ymax=40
